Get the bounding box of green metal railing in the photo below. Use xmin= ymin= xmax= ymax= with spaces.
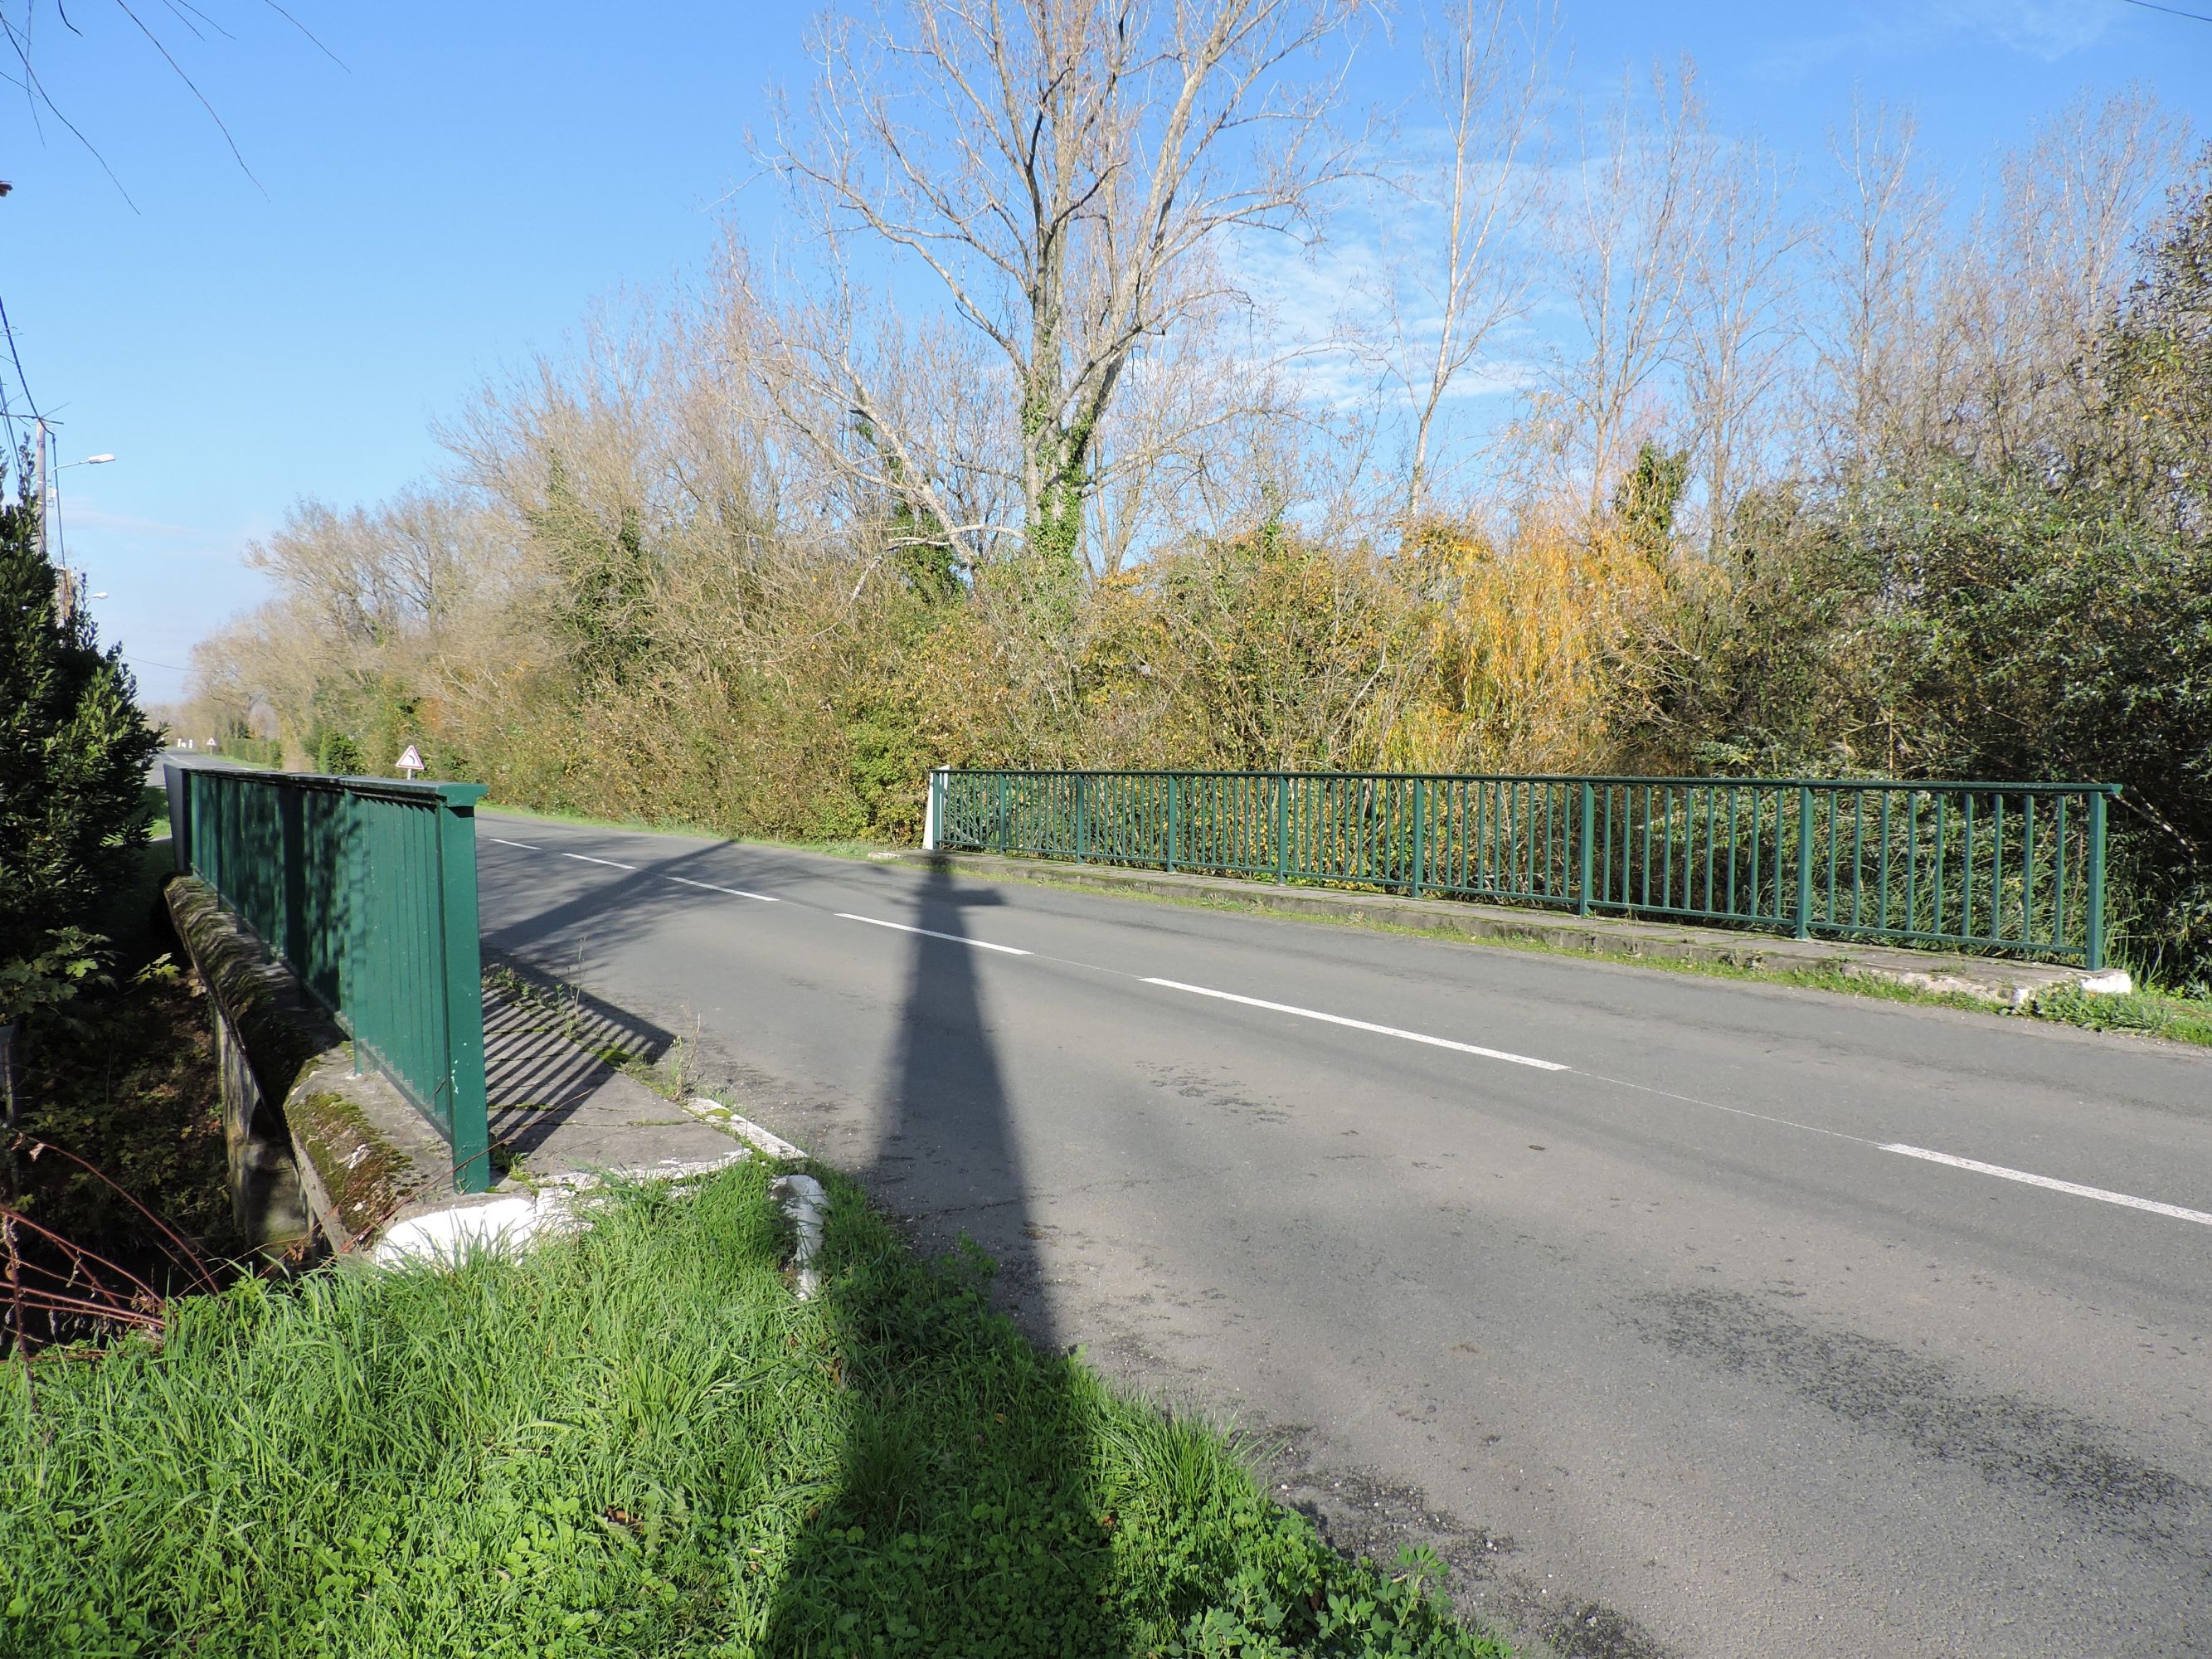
xmin=928 ymin=770 xmax=2118 ymax=968
xmin=168 ymin=764 xmax=493 ymax=1193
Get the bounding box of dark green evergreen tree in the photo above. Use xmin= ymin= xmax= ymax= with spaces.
xmin=0 ymin=448 xmax=163 ymax=957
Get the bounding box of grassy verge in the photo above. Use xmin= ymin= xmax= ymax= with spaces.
xmin=1 ymin=1163 xmax=1509 ymax=1658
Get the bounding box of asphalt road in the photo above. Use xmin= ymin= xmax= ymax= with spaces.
xmin=469 ymin=809 xmax=2212 ymax=1658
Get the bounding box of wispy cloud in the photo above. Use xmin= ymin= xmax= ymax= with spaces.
xmin=1756 ymin=0 xmax=2116 ymax=78
xmin=1942 ymin=0 xmax=2117 ymax=58
xmin=66 ymin=504 xmax=223 ymax=540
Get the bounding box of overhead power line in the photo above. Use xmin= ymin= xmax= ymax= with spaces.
xmin=2117 ymin=0 xmax=2212 ymax=22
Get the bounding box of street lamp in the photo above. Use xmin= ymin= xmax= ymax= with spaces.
xmin=58 ymin=454 xmax=116 ymax=469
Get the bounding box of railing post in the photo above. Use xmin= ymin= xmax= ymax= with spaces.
xmin=1075 ymin=772 xmax=1089 ymax=863
xmin=1273 ymin=773 xmax=1290 ymax=883
xmin=923 ymin=766 xmax=945 ymax=852
xmin=1410 ymin=777 xmax=1427 ymax=898
xmin=2086 ymin=788 xmax=2108 ymax=971
xmin=435 ymin=785 xmax=492 ymax=1194
xmin=1796 ymin=785 xmax=1816 ymax=941
xmin=1165 ymin=774 xmax=1178 ymax=873
xmin=995 ymin=772 xmax=1008 ymax=854
xmin=163 ymin=759 xmax=191 ymax=872
xmin=1578 ymin=781 xmax=1595 ymax=917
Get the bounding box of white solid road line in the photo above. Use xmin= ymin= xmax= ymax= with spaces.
xmin=667 ymin=875 xmax=780 ymax=902
xmin=486 ymin=836 xmax=542 ymax=850
xmin=1881 ymin=1142 xmax=2212 ymax=1227
xmin=834 ymin=913 xmax=1032 ymax=955
xmin=562 ymin=852 xmax=637 ymax=870
xmin=1140 ymin=977 xmax=1569 ymax=1071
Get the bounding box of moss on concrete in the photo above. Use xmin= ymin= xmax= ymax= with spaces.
xmin=164 ymin=874 xmax=458 ymax=1251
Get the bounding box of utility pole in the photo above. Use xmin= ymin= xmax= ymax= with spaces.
xmin=32 ymin=416 xmax=45 ymax=566
xmin=32 ymin=419 xmax=73 ymax=627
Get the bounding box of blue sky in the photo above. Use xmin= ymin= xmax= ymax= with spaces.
xmin=4 ymin=0 xmax=2207 ymax=703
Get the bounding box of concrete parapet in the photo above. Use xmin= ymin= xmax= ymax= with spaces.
xmin=168 ymin=877 xmax=759 ymax=1261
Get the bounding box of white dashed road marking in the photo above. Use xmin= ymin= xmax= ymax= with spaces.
xmin=1140 ymin=977 xmax=1568 ymax=1071
xmin=561 ymin=853 xmax=636 ymax=870
xmin=667 ymin=875 xmax=780 ymax=902
xmin=1880 ymin=1143 xmax=2212 ymax=1227
xmin=486 ymin=837 xmax=542 ymax=850
xmin=834 ymin=913 xmax=1031 ymax=955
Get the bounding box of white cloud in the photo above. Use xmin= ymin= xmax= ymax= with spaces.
xmin=1755 ymin=0 xmax=2115 ymax=78
xmin=1940 ymin=0 xmax=2115 ymax=58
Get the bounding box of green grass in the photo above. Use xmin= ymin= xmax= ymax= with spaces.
xmin=0 ymin=1164 xmax=1508 ymax=1658
xmin=2026 ymin=983 xmax=2212 ymax=1046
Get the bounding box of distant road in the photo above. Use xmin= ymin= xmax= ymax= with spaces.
xmin=467 ymin=809 xmax=2205 ymax=1655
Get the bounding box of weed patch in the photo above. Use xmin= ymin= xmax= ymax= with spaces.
xmin=0 ymin=1164 xmax=1509 ymax=1657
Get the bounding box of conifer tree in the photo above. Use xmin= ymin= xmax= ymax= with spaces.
xmin=0 ymin=448 xmax=162 ymax=958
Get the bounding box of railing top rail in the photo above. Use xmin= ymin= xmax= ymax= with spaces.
xmin=940 ymin=766 xmax=2120 ymax=795
xmin=169 ymin=761 xmax=488 ymax=809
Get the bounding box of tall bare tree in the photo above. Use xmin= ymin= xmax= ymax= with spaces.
xmin=1375 ymin=0 xmax=1550 ymax=519
xmin=1811 ymin=99 xmax=1951 ymax=477
xmin=766 ymin=0 xmax=1362 ymax=585
xmin=1534 ymin=61 xmax=1713 ymax=521
xmin=1968 ymin=87 xmax=2192 ymax=463
xmin=1675 ymin=133 xmax=1800 ymax=543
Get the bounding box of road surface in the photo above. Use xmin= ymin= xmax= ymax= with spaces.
xmin=469 ymin=810 xmax=2212 ymax=1658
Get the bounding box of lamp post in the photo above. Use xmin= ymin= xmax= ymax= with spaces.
xmin=34 ymin=432 xmax=118 ymax=624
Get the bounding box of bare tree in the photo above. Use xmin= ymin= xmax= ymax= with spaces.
xmin=1971 ymin=86 xmax=2192 ymax=462
xmin=722 ymin=238 xmax=1023 ymax=585
xmin=766 ymin=0 xmax=1363 ymax=584
xmin=1533 ymin=61 xmax=1713 ymax=521
xmin=1810 ymin=99 xmax=1952 ymax=477
xmin=1375 ymin=0 xmax=1550 ymax=519
xmin=1675 ymin=133 xmax=1801 ymax=543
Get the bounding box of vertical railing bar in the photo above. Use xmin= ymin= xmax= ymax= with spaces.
xmin=1747 ymin=789 xmax=1762 ymax=922
xmin=1578 ymin=781 xmax=1595 ymax=917
xmin=1933 ymin=795 xmax=1948 ymax=940
xmin=1796 ymin=786 xmax=1815 ymax=941
xmin=1991 ymin=792 xmax=2005 ymax=947
xmin=2086 ymin=790 xmax=2107 ymax=969
xmin=1963 ymin=793 xmax=1977 ymax=945
xmin=1412 ymin=776 xmax=1427 ymax=898
xmin=1638 ymin=785 xmax=1651 ymax=912
xmin=1602 ymin=785 xmax=1616 ymax=909
xmin=2053 ymin=795 xmax=2069 ymax=953
xmin=1878 ymin=791 xmax=1892 ymax=938
xmin=1274 ymin=772 xmax=1288 ymax=885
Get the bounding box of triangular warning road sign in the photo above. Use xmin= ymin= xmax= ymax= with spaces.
xmin=396 ymin=744 xmax=425 ymax=775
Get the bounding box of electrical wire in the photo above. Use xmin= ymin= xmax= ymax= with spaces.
xmin=0 ymin=292 xmax=41 ymax=460
xmin=2117 ymin=0 xmax=2212 ymax=22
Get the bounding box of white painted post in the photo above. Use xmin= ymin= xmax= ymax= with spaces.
xmin=923 ymin=766 xmax=946 ymax=852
